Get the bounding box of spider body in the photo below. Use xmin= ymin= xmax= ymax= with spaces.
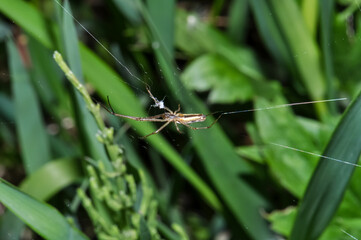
xmin=102 ymin=88 xmax=220 ymax=138
xmin=173 ymin=113 xmax=207 ymax=124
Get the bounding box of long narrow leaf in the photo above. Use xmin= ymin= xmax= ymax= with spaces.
xmin=59 ymin=0 xmax=111 ymax=169
xmin=79 ymin=46 xmax=221 ymax=210
xmin=8 ymin=38 xmax=51 ymax=173
xmin=0 ymin=0 xmax=53 ymax=48
xmin=0 ymin=0 xmax=221 ymax=211
xmin=20 ymin=158 xmax=82 ymax=201
xmin=0 ymin=180 xmax=88 ymax=240
xmin=290 ymin=90 xmax=361 ymax=239
xmin=268 ymin=0 xmax=325 ymax=102
xmin=139 ymin=4 xmax=273 ymax=239
xmin=251 ymin=0 xmax=327 ymax=118
xmin=146 ymin=0 xmax=175 ymax=59
xmin=319 ymin=0 xmax=337 ymax=113
xmin=0 ymin=158 xmax=83 ymax=239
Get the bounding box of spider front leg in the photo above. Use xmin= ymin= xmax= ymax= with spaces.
xmin=140 ymin=121 xmax=171 ymax=139
xmin=174 ymin=104 xmax=181 ymax=114
xmin=181 ymin=123 xmax=210 ymax=130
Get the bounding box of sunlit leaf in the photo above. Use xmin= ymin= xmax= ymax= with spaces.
xmin=182 ymin=54 xmax=253 ymax=104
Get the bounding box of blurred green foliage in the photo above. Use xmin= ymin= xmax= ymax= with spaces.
xmin=0 ymin=0 xmax=361 ymax=239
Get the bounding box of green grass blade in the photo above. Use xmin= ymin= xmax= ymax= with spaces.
xmin=2 ymin=0 xmax=220 ymax=229
xmin=0 ymin=0 xmax=53 ymax=48
xmin=319 ymin=0 xmax=337 ymax=112
xmin=0 ymin=212 xmax=23 ymax=240
xmin=27 ymin=36 xmax=69 ymax=116
xmin=268 ymin=0 xmax=325 ymax=105
xmin=59 ymin=0 xmax=111 ymax=169
xmin=78 ymin=46 xmax=221 ymax=210
xmin=227 ymin=0 xmax=248 ymax=44
xmin=0 ymin=179 xmax=88 ymax=240
xmin=147 ymin=0 xmax=175 ymax=59
xmin=250 ymin=0 xmax=327 ymax=117
xmin=139 ymin=5 xmax=273 ymax=239
xmin=249 ymin=0 xmax=290 ymax=65
xmin=111 ymin=0 xmax=141 ymax=24
xmin=188 ymin=99 xmax=273 ymax=239
xmin=61 ymin=0 xmax=83 ymax=80
xmin=20 ymin=158 xmax=83 ymax=201
xmin=139 ymin=216 xmax=151 ymax=240
xmin=290 ymin=91 xmax=361 ymax=239
xmin=0 ymin=158 xmax=82 ymax=239
xmin=195 ymin=107 xmax=272 ymax=237
xmin=8 ymin=38 xmax=51 ymax=173
xmin=301 ymin=0 xmax=319 ymax=37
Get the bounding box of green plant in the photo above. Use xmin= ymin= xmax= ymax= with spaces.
xmin=0 ymin=0 xmax=361 ymax=239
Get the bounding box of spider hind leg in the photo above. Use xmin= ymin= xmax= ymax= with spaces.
xmin=139 ymin=121 xmax=171 ymax=139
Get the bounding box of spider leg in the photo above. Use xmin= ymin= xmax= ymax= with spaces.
xmin=174 ymin=122 xmax=183 ymax=134
xmin=181 ymin=123 xmax=208 ymax=130
xmin=174 ymin=104 xmax=181 ymax=114
xmin=164 ymin=106 xmax=173 ymax=114
xmin=140 ymin=121 xmax=171 ymax=139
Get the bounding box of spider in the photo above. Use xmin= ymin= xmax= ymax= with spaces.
xmin=102 ymin=87 xmax=222 ymax=138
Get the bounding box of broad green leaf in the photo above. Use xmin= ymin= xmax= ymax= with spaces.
xmin=0 ymin=179 xmax=88 ymax=240
xmin=182 ymin=53 xmax=280 ymax=103
xmin=267 ymin=206 xmax=361 ymax=239
xmin=175 ymin=10 xmax=264 ymax=82
xmin=255 ymin=96 xmax=319 ymax=197
xmin=267 ymin=207 xmax=296 ymax=236
xmin=236 ymin=145 xmax=264 ymax=164
xmin=182 ymin=54 xmax=253 ymax=104
xmin=290 ymin=90 xmax=361 ymax=239
xmin=8 ymin=38 xmax=51 ymax=173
